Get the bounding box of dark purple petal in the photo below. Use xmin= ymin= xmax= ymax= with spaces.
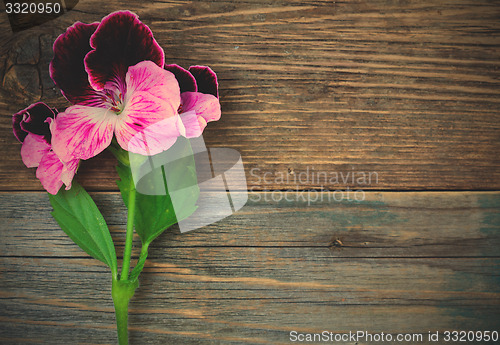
xmin=13 ymin=102 xmax=57 ymax=143
xmin=12 ymin=112 xmax=27 ymax=142
xmin=188 ymin=66 xmax=219 ymax=98
xmin=164 ymin=64 xmax=197 ymax=93
xmin=85 ymin=11 xmax=165 ymax=92
xmin=50 ymin=22 xmax=106 ymax=106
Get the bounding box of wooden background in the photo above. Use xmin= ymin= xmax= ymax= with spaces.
xmin=1 ymin=0 xmax=499 ymax=344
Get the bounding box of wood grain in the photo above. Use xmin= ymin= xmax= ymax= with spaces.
xmin=0 ymin=0 xmax=499 ymax=191
xmin=1 ymin=1 xmax=499 ymax=344
xmin=1 ymin=191 xmax=499 ymax=258
xmin=0 ymin=192 xmax=499 ymax=344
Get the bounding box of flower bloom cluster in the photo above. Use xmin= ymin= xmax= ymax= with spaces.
xmin=13 ymin=11 xmax=221 ymax=194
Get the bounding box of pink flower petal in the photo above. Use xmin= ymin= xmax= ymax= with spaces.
xmin=61 ymin=158 xmax=79 ymax=189
xmin=125 ymin=61 xmax=180 ymax=107
xmin=36 ymin=151 xmax=78 ymax=195
xmin=179 ymin=110 xmax=206 ymax=139
xmin=20 ymin=133 xmax=51 ymax=168
xmin=51 ymin=105 xmax=116 ymax=162
xmin=179 ymin=92 xmax=221 ymax=138
xmin=115 ymin=61 xmax=184 ymax=155
xmin=85 ymin=11 xmax=164 ymax=92
xmin=36 ymin=150 xmax=64 ymax=195
xmin=115 ymin=92 xmax=185 ymax=156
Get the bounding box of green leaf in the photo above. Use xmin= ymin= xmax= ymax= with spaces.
xmin=49 ymin=182 xmax=117 ymax=276
xmin=116 ymin=137 xmax=199 ymax=245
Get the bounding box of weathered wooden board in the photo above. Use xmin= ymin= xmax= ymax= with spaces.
xmin=1 ymin=257 xmax=499 ymax=344
xmin=0 ymin=192 xmax=499 ymax=344
xmin=1 ymin=1 xmax=499 ymax=343
xmin=1 ymin=0 xmax=500 ymax=191
xmin=1 ymin=192 xmax=499 ymax=258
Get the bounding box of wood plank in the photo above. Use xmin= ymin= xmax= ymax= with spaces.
xmin=0 ymin=191 xmax=498 ymax=343
xmin=1 ymin=192 xmax=498 ymax=258
xmin=0 ymin=192 xmax=500 ymax=344
xmin=1 ymin=0 xmax=499 ymax=191
xmin=0 ymin=257 xmax=499 ymax=343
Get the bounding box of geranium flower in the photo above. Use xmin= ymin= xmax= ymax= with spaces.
xmin=165 ymin=64 xmax=221 ymax=138
xmin=49 ymin=10 xmax=221 ymax=162
xmin=13 ymin=102 xmax=79 ymax=194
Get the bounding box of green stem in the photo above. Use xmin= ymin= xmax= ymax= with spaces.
xmin=112 ymin=278 xmax=139 ymax=345
xmin=121 ymin=179 xmax=137 ymax=281
xmin=129 ymin=242 xmax=150 ymax=282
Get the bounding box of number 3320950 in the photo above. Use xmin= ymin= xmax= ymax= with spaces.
xmin=5 ymin=2 xmax=61 ymax=14
xmin=443 ymin=331 xmax=498 ymax=342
